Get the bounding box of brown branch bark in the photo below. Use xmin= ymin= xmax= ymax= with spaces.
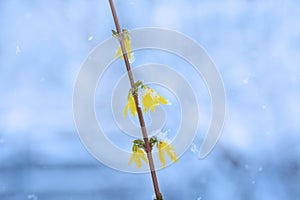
xmin=108 ymin=0 xmax=163 ymax=199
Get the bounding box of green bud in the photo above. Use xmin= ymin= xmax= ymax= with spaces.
xmin=149 ymin=137 xmax=158 ymax=147
xmin=133 ymin=139 xmax=145 ymax=149
xmin=112 ymin=29 xmax=118 ymax=36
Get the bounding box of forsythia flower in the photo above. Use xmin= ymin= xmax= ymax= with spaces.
xmin=123 ymin=92 xmax=136 ymax=117
xmin=141 ymin=86 xmax=168 ymax=113
xmin=128 ymin=145 xmax=148 ymax=168
xmin=157 ymin=141 xmax=178 ymax=168
xmin=114 ymin=29 xmax=134 ymax=62
xmin=123 ymin=82 xmax=168 ymax=117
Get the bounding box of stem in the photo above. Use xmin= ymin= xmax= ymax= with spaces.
xmin=108 ymin=0 xmax=163 ymax=199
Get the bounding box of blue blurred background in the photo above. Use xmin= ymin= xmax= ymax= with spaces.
xmin=1 ymin=0 xmax=300 ymax=199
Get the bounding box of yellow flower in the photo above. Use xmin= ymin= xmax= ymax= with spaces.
xmin=123 ymin=83 xmax=168 ymax=117
xmin=157 ymin=141 xmax=178 ymax=168
xmin=128 ymin=146 xmax=148 ymax=168
xmin=142 ymin=90 xmax=154 ymax=113
xmin=141 ymin=87 xmax=168 ymax=113
xmin=114 ymin=30 xmax=134 ymax=62
xmin=123 ymin=92 xmax=137 ymax=117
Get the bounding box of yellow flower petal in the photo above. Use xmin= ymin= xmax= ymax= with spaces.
xmin=158 ymin=142 xmax=166 ymax=168
xmin=123 ymin=103 xmax=129 ymax=117
xmin=128 ymin=147 xmax=148 ymax=168
xmin=128 ymin=152 xmax=140 ymax=167
xmin=158 ymin=94 xmax=168 ymax=105
xmin=114 ymin=45 xmax=122 ymax=59
xmin=124 ymin=37 xmax=134 ymax=61
xmin=141 ymin=87 xmax=169 ymax=114
xmin=128 ymin=93 xmax=137 ymax=117
xmin=123 ymin=92 xmax=137 ymax=117
xmin=157 ymin=141 xmax=178 ymax=168
xmin=114 ymin=32 xmax=134 ymax=62
xmin=137 ymin=148 xmax=148 ymax=163
xmin=164 ymin=144 xmax=178 ymax=162
xmin=142 ymin=92 xmax=153 ymax=113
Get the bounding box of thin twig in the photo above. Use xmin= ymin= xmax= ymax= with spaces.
xmin=108 ymin=0 xmax=163 ymax=199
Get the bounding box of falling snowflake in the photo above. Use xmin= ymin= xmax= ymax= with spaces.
xmin=27 ymin=194 xmax=38 ymax=200
xmin=190 ymin=143 xmax=199 ymax=154
xmin=16 ymin=45 xmax=21 ymax=55
xmin=88 ymin=35 xmax=94 ymax=41
xmin=243 ymin=77 xmax=249 ymax=84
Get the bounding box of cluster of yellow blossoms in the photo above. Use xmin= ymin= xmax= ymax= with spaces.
xmin=128 ymin=138 xmax=178 ymax=169
xmin=113 ymin=29 xmax=134 ymax=63
xmin=123 ymin=81 xmax=177 ymax=168
xmin=124 ymin=82 xmax=177 ymax=168
xmin=116 ymin=29 xmax=178 ymax=169
xmin=123 ymin=82 xmax=168 ymax=117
